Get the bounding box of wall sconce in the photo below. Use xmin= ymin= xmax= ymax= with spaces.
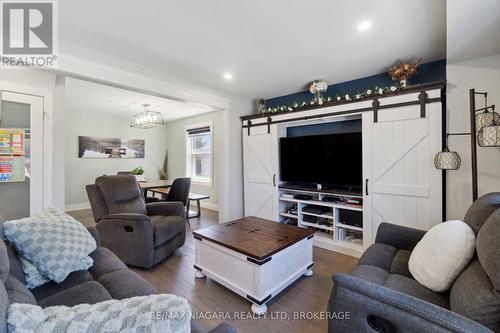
xmin=434 ymin=89 xmax=498 ymax=201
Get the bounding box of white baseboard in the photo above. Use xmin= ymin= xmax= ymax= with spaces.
xmin=191 ymin=201 xmax=219 ymax=212
xmin=65 ymin=202 xmax=91 ymax=212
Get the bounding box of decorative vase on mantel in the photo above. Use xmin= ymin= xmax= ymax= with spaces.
xmin=309 ymin=80 xmax=328 ymax=106
xmin=388 ymin=60 xmax=419 ymax=89
xmin=256 ymin=98 xmax=266 ymax=114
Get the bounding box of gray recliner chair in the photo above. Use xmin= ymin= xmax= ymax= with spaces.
xmin=86 ymin=175 xmax=187 ymax=269
xmin=329 ymin=192 xmax=500 ymax=333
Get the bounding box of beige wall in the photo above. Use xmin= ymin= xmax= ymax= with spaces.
xmin=446 ymin=53 xmax=500 ymax=219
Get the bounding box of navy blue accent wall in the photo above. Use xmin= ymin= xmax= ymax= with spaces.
xmin=287 ymin=119 xmax=361 ymax=137
xmin=266 ymin=59 xmax=446 ymax=109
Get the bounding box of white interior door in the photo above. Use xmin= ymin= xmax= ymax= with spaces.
xmin=363 ymin=101 xmax=442 ymax=244
xmin=0 ymin=91 xmax=44 ymax=219
xmin=243 ymin=125 xmax=278 ymax=220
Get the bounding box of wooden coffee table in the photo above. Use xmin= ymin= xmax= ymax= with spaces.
xmin=193 ymin=216 xmax=315 ymax=315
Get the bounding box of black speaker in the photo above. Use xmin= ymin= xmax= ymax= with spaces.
xmin=338 ymin=209 xmax=363 ymax=228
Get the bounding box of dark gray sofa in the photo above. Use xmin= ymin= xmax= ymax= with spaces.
xmin=329 ymin=192 xmax=500 ymax=333
xmin=0 ymin=226 xmax=236 ymax=333
xmin=86 ymin=175 xmax=187 ymax=269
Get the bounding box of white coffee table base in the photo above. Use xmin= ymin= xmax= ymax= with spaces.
xmin=194 ymin=235 xmax=314 ymax=314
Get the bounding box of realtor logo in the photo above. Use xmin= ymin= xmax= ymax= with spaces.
xmin=1 ymin=1 xmax=56 ymax=67
xmin=2 ymin=2 xmax=53 ymax=54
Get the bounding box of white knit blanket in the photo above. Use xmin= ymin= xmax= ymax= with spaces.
xmin=7 ymin=294 xmax=191 ymax=333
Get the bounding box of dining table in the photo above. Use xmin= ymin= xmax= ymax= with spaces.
xmin=138 ymin=179 xmax=173 ymax=199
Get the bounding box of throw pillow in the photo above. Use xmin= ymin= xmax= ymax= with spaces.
xmin=408 ymin=220 xmax=476 ymax=292
xmin=7 ymin=294 xmax=191 ymax=333
xmin=3 ymin=207 xmax=97 ymax=283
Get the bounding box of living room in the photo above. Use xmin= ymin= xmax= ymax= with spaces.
xmin=0 ymin=1 xmax=499 ymax=333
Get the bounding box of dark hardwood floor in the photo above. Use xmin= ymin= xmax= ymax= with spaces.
xmin=68 ymin=209 xmax=358 ymax=333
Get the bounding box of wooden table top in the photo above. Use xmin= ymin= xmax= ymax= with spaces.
xmin=193 ymin=216 xmax=315 ymax=260
xmin=139 ymin=180 xmax=173 ymax=189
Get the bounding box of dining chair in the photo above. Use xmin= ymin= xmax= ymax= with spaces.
xmin=163 ymin=178 xmax=191 ymax=217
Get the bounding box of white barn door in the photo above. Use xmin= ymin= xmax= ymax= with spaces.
xmin=243 ymin=125 xmax=278 ymax=220
xmin=363 ymin=99 xmax=442 ymax=244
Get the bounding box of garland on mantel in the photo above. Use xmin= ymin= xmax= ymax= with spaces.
xmin=261 ymin=84 xmax=400 ymax=115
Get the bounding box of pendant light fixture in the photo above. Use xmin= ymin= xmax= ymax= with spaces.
xmin=130 ymin=104 xmax=165 ymax=129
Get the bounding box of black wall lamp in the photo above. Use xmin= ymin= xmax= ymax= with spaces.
xmin=434 ymin=89 xmax=500 ymax=201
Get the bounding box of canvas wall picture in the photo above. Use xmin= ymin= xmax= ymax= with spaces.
xmin=78 ymin=136 xmax=145 ymax=158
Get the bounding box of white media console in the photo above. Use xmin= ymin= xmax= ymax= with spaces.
xmin=278 ymin=186 xmax=364 ymax=257
xmin=241 ymin=83 xmax=444 ymax=258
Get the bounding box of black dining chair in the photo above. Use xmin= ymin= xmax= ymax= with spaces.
xmin=163 ymin=178 xmax=191 ymax=218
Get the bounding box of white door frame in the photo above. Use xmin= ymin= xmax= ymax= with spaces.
xmin=1 ymin=88 xmax=48 ymax=215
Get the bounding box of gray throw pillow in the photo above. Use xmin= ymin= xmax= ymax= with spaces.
xmin=3 ymin=207 xmax=96 ymax=283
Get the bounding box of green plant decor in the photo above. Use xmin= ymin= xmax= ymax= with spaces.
xmin=131 ymin=166 xmax=144 ymax=175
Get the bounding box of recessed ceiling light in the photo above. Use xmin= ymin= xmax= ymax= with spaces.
xmin=223 ymin=72 xmax=233 ymax=80
xmin=357 ymin=20 xmax=372 ymax=31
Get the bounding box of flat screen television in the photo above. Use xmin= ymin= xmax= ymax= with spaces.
xmin=279 ymin=133 xmax=362 ymax=190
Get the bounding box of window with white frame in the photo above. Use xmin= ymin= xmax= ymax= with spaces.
xmin=186 ymin=123 xmax=212 ymax=184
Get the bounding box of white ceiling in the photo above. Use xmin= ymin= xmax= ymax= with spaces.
xmin=447 ymin=0 xmax=500 ymax=64
xmin=65 ymin=78 xmax=215 ymax=121
xmin=59 ymin=0 xmax=446 ymax=98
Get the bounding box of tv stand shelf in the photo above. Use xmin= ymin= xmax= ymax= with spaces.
xmin=279 ymin=183 xmax=362 ymax=197
xmin=278 ymin=187 xmax=364 ymax=257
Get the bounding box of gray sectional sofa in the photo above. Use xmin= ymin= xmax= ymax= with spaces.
xmin=0 ymin=226 xmax=236 ymax=333
xmin=328 ymin=192 xmax=500 ymax=333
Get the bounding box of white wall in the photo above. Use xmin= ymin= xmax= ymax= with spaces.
xmin=222 ymin=96 xmax=253 ymax=221
xmin=165 ymin=111 xmax=220 ymax=209
xmin=446 ymin=53 xmax=500 ymax=219
xmin=64 ymin=108 xmax=168 ymax=208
